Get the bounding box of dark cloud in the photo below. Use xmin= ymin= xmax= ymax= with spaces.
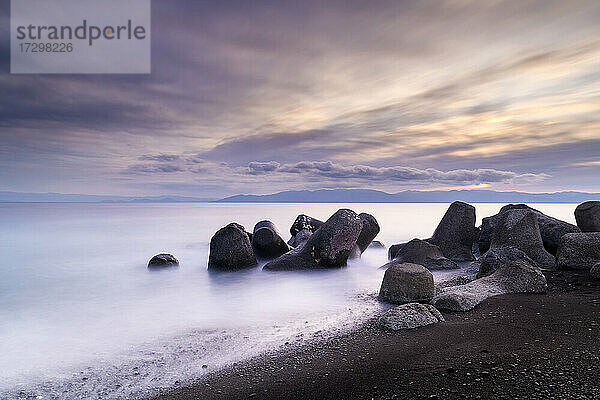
xmin=139 ymin=154 xmax=182 ymax=162
xmin=125 ymin=163 xmax=185 ymax=174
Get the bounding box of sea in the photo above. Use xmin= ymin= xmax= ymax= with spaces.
xmin=0 ymin=202 xmax=578 ymax=399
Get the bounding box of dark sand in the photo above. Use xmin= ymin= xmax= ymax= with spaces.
xmin=153 ymin=271 xmax=600 ymax=400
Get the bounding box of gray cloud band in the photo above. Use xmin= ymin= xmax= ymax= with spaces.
xmin=127 ymin=157 xmax=549 ymax=185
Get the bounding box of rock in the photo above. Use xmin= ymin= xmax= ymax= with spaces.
xmin=290 ymin=214 xmax=324 ymax=237
xmin=208 ymin=223 xmax=257 ymax=271
xmin=288 ymin=229 xmax=312 ymax=249
xmin=251 ymin=220 xmax=290 ymax=260
xmin=148 ymin=253 xmax=179 ymax=269
xmin=388 ymin=243 xmax=404 ymax=260
xmin=575 ymin=201 xmax=600 ymax=232
xmin=590 ymin=263 xmax=600 ymax=279
xmin=429 ymin=201 xmax=479 ymax=261
xmin=489 ymin=209 xmax=555 ymax=268
xmin=377 ymin=303 xmax=444 ymax=331
xmin=434 ymin=275 xmax=474 ymax=295
xmin=431 ymin=260 xmax=547 ymax=311
xmin=389 ymin=238 xmax=459 ymax=271
xmin=355 ymin=213 xmax=380 ymax=253
xmin=424 ymin=257 xmax=461 ymax=270
xmin=378 ymin=262 xmax=435 ymax=304
xmin=555 ymin=232 xmax=600 ymax=270
xmin=479 ymin=204 xmax=579 ymax=255
xmin=476 ymin=246 xmax=537 ymax=278
xmin=368 ymin=240 xmax=386 ymax=249
xmin=478 ymin=216 xmax=496 ymax=255
xmin=264 ymin=209 xmax=362 ymax=271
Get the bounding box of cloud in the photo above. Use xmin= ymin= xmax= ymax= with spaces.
xmin=1 ymin=0 xmax=599 ymax=196
xmin=244 ymin=161 xmax=550 ymax=185
xmin=126 ymin=163 xmax=185 ymax=174
xmin=139 ymin=154 xmax=182 ymax=162
xmin=126 ymin=156 xmax=549 ymax=187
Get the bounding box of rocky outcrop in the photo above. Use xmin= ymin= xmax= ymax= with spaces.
xmin=475 ymin=246 xmax=536 ymax=278
xmin=378 ymin=262 xmax=435 ymax=304
xmin=432 ymin=260 xmax=547 ymax=311
xmin=290 ymin=214 xmax=324 ymax=237
xmin=264 ymin=209 xmax=362 ymax=271
xmin=575 ymin=201 xmax=600 ymax=232
xmin=479 ymin=204 xmax=580 ymax=255
xmin=556 ymin=232 xmax=600 ymax=270
xmin=251 ymin=220 xmax=290 ymax=260
xmin=377 ymin=303 xmax=444 ymax=331
xmin=489 ymin=209 xmax=555 ymax=268
xmin=208 ymin=223 xmax=257 ymax=271
xmin=355 ymin=213 xmax=380 ymax=253
xmin=429 ymin=201 xmax=479 ymax=261
xmin=389 ymin=238 xmax=458 ymax=270
xmin=148 ymin=253 xmax=179 ymax=269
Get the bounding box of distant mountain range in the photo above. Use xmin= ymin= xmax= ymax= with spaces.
xmin=218 ymin=189 xmax=600 ymax=203
xmin=1 ymin=189 xmax=598 ymax=203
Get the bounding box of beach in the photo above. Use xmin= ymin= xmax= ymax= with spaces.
xmin=153 ymin=270 xmax=600 ymax=400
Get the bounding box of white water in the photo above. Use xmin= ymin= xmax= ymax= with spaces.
xmin=0 ymin=203 xmax=577 ymax=399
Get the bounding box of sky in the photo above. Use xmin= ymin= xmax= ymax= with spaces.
xmin=1 ymin=0 xmax=599 ymax=199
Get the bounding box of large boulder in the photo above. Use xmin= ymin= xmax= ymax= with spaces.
xmin=432 ymin=260 xmax=547 ymax=311
xmin=479 ymin=204 xmax=580 ymax=255
xmin=377 ymin=303 xmax=444 ymax=331
xmin=378 ymin=262 xmax=435 ymax=304
xmin=148 ymin=253 xmax=179 ymax=269
xmin=208 ymin=223 xmax=257 ymax=271
xmin=429 ymin=201 xmax=479 ymax=261
xmin=290 ymin=214 xmax=324 ymax=237
xmin=264 ymin=209 xmax=362 ymax=271
xmin=355 ymin=213 xmax=380 ymax=253
xmin=390 ymin=238 xmax=458 ymax=270
xmin=555 ymin=232 xmax=600 ymax=270
xmin=575 ymin=201 xmax=600 ymax=232
xmin=489 ymin=209 xmax=555 ymax=268
xmin=251 ymin=220 xmax=290 ymax=260
xmin=475 ymin=246 xmax=536 ymax=278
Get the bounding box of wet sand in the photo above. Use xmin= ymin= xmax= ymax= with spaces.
xmin=153 ymin=270 xmax=600 ymax=400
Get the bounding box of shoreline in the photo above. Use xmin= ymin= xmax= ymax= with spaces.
xmin=151 ymin=270 xmax=600 ymax=400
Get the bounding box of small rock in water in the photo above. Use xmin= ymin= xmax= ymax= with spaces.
xmin=147 ymin=253 xmax=179 ymax=269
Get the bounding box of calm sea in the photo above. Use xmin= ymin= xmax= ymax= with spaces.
xmin=0 ymin=202 xmax=577 ymax=399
